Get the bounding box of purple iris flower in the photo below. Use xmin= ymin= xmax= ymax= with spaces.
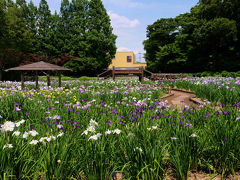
xmin=178 ymin=122 xmax=184 ymax=126
xmin=151 ymin=115 xmax=159 ymax=120
xmin=53 ymin=115 xmax=61 ymax=120
xmin=223 ymin=111 xmax=229 ymax=115
xmin=149 ymin=106 xmax=154 ymax=110
xmin=186 ymin=123 xmax=192 ymax=128
xmin=47 ymin=106 xmax=54 ymax=110
xmin=118 ymin=115 xmax=124 ymax=119
xmin=79 ymin=88 xmax=85 ymax=94
xmin=29 ymin=126 xmax=35 ymax=130
xmin=105 ymin=121 xmax=111 ymax=125
xmin=112 ymin=108 xmax=118 ymax=114
xmin=120 ymin=121 xmax=126 ymax=125
xmin=192 ymin=106 xmax=197 ymax=110
xmin=205 ymin=113 xmax=210 ymax=117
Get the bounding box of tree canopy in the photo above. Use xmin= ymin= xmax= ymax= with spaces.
xmin=144 ymin=0 xmax=240 ymax=73
xmin=0 ymin=0 xmax=116 ymax=78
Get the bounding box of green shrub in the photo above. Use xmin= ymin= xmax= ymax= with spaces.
xmin=79 ymin=76 xmax=97 ymax=81
xmin=221 ymin=71 xmax=231 ymax=77
xmin=201 ymin=71 xmax=213 ymax=77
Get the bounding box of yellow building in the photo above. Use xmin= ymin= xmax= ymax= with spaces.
xmin=108 ymin=52 xmax=147 ymax=69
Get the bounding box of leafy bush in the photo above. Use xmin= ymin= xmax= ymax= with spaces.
xmin=221 ymin=71 xmax=232 ymax=77
xmin=79 ymin=76 xmax=97 ymax=81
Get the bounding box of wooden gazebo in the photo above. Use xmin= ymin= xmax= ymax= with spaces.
xmin=5 ymin=61 xmax=71 ymax=89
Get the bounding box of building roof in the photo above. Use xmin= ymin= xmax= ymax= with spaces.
xmin=5 ymin=61 xmax=71 ymax=71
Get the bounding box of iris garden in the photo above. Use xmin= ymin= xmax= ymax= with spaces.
xmin=1 ymin=78 xmax=240 ymax=179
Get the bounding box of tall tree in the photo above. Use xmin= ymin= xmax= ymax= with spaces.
xmin=36 ymin=0 xmax=53 ymax=56
xmin=0 ymin=1 xmax=33 ymax=79
xmin=58 ymin=0 xmax=71 ymax=54
xmin=48 ymin=11 xmax=61 ymax=57
xmin=143 ymin=18 xmax=179 ymax=72
xmin=0 ymin=0 xmax=7 ymax=42
xmin=0 ymin=0 xmax=7 ymax=80
xmin=87 ymin=0 xmax=117 ymax=72
xmin=26 ymin=1 xmax=38 ymax=52
xmin=65 ymin=0 xmax=117 ymax=76
xmin=16 ymin=0 xmax=28 ymax=19
xmin=72 ymin=0 xmax=89 ymax=55
xmin=144 ymin=0 xmax=240 ymax=73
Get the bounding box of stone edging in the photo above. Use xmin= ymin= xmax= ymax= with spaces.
xmin=171 ymin=88 xmax=195 ymax=94
xmin=160 ymin=93 xmax=174 ymax=100
xmin=190 ymin=97 xmax=204 ymax=105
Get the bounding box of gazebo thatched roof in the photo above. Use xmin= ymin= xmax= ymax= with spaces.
xmin=5 ymin=61 xmax=70 ymax=71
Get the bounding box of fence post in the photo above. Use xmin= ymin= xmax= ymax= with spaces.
xmin=35 ymin=71 xmax=38 ymax=89
xmin=21 ymin=71 xmax=25 ymax=90
xmin=112 ymin=66 xmax=115 ymax=81
xmin=58 ymin=71 xmax=62 ymax=87
xmin=138 ymin=66 xmax=144 ymax=82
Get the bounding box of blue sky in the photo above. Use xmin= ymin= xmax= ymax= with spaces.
xmin=27 ymin=0 xmax=199 ymax=62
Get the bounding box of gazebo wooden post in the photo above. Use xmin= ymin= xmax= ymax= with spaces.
xmin=58 ymin=71 xmax=62 ymax=87
xmin=47 ymin=71 xmax=51 ymax=86
xmin=35 ymin=71 xmax=39 ymax=89
xmin=21 ymin=71 xmax=25 ymax=90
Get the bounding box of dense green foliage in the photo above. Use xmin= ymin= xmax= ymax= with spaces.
xmin=0 ymin=0 xmax=117 ymax=78
xmin=144 ymin=0 xmax=240 ymax=73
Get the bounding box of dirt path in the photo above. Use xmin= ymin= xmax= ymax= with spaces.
xmin=161 ymin=89 xmax=197 ymax=108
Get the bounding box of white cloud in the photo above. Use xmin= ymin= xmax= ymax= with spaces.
xmin=107 ymin=11 xmax=144 ymax=60
xmin=108 ymin=11 xmax=140 ymax=28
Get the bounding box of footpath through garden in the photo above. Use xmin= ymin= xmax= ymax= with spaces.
xmin=161 ymin=88 xmax=203 ymax=108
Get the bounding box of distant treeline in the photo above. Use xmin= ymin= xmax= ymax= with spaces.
xmin=0 ymin=0 xmax=116 ymax=79
xmin=144 ymin=0 xmax=240 ymax=73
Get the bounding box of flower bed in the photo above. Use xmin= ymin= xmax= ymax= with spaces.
xmin=0 ymin=79 xmax=240 ymax=179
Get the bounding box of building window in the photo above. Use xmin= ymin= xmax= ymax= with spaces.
xmin=127 ymin=56 xmax=132 ymax=63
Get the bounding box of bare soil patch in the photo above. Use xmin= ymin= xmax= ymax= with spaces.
xmin=161 ymin=89 xmax=202 ymax=108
